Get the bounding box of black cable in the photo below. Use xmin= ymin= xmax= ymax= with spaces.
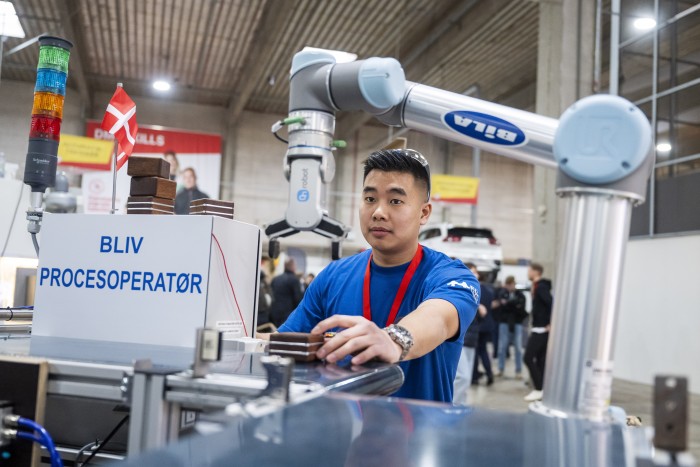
xmin=273 ymin=131 xmax=288 ymax=144
xmin=80 ymin=415 xmax=129 ymax=466
xmin=0 ymin=183 xmax=24 ymax=258
xmin=75 ymin=440 xmax=98 ymax=465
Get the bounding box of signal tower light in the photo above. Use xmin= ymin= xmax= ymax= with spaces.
xmin=24 ymin=36 xmax=72 ymax=201
xmin=23 ymin=35 xmax=73 ymax=244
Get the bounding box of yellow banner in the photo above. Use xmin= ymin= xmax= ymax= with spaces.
xmin=58 ymin=134 xmax=113 ymax=168
xmin=431 ymin=174 xmax=480 ymax=204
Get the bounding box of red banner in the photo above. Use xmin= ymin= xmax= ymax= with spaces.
xmin=85 ymin=121 xmax=221 ymax=155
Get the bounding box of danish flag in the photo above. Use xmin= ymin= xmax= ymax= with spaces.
xmin=100 ymin=86 xmax=138 ymax=170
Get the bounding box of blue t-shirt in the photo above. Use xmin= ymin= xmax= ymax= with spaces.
xmin=278 ymin=246 xmax=479 ymax=402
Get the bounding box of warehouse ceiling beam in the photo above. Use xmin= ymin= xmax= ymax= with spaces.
xmin=335 ymin=0 xmax=510 ymax=140
xmin=56 ymin=0 xmax=92 ymax=113
xmin=225 ymin=0 xmax=299 ymax=130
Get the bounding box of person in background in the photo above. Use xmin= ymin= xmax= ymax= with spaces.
xmin=163 ymin=150 xmax=180 ymax=181
xmin=494 ymin=276 xmax=526 ymax=378
xmin=302 ymin=273 xmax=315 ymax=293
xmin=270 ymin=258 xmax=304 ymax=327
xmin=523 ymin=262 xmax=553 ymax=402
xmin=257 ymin=256 xmax=273 ymax=328
xmin=467 ymin=264 xmax=495 ymax=387
xmin=452 ymin=263 xmax=481 ymax=404
xmin=490 ymin=279 xmax=503 ymax=359
xmin=174 ymin=167 xmax=209 ymax=214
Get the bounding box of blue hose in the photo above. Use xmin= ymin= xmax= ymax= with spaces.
xmin=15 ymin=430 xmax=61 ymax=466
xmin=16 ymin=417 xmax=63 ymax=467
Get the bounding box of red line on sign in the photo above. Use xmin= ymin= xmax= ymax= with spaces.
xmin=211 ymin=233 xmax=248 ymax=337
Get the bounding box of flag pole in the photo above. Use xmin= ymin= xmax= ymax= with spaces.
xmin=110 ymin=82 xmax=123 ymax=214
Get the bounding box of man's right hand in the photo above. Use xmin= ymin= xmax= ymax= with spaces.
xmin=311 ymin=315 xmax=402 ymax=365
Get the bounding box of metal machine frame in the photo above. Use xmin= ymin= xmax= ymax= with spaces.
xmin=1 ymin=341 xmax=402 ymax=463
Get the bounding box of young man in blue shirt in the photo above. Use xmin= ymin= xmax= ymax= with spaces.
xmin=276 ymin=149 xmax=479 ymax=402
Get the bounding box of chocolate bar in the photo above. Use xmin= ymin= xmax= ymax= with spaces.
xmin=127 ymin=196 xmax=175 ymax=207
xmin=190 ymin=198 xmax=234 ymax=210
xmin=126 ymin=203 xmax=174 ymax=213
xmin=126 ymin=207 xmax=174 ymax=215
xmin=127 ymin=199 xmax=175 ymax=213
xmin=127 ymin=156 xmax=170 ymax=179
xmin=269 ymin=332 xmax=324 ymax=362
xmin=130 ymin=177 xmax=176 ymax=199
xmin=189 ymin=205 xmax=234 ymax=214
xmin=189 ymin=207 xmax=234 ymax=219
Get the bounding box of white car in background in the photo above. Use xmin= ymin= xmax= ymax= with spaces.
xmin=418 ymin=224 xmax=503 ymax=283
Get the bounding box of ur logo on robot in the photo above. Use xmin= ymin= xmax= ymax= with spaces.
xmin=297 ymin=167 xmax=310 ymax=202
xmin=443 ymin=111 xmax=527 ymax=146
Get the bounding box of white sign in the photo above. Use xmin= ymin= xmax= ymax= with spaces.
xmin=32 ymin=214 xmax=260 ymax=348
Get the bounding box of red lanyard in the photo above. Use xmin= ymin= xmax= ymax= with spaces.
xmin=363 ymin=244 xmax=424 ymax=327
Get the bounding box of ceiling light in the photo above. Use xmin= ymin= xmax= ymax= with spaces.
xmin=0 ymin=1 xmax=26 ymax=38
xmin=633 ymin=17 xmax=656 ymax=31
xmin=656 ymin=142 xmax=672 ymax=153
xmin=152 ymin=80 xmax=171 ymax=92
xmin=302 ymin=46 xmax=357 ymax=63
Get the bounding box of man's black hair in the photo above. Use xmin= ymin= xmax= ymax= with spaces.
xmin=362 ymin=149 xmax=431 ymax=202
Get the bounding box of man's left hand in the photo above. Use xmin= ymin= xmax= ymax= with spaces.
xmin=311 ymin=315 xmax=402 ymax=365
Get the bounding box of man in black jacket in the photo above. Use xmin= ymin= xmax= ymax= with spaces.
xmin=270 ymin=258 xmax=304 ymax=327
xmin=494 ymin=276 xmax=527 ymax=378
xmin=174 ymin=167 xmax=209 ymax=214
xmin=524 ymin=262 xmax=553 ymax=402
xmin=452 ymin=263 xmax=484 ymax=404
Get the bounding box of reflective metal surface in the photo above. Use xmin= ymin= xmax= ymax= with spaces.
xmin=402 ymin=83 xmax=559 ymax=169
xmin=120 ymin=393 xmax=646 ymax=467
xmin=0 ymin=337 xmax=403 ymax=398
xmin=542 ymin=189 xmax=635 ymax=420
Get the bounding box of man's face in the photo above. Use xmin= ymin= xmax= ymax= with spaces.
xmin=359 ymin=170 xmax=431 ymax=256
xmin=469 ymin=266 xmax=480 ymax=280
xmin=164 ymin=154 xmax=178 ymax=173
xmin=527 ymin=267 xmax=539 ymax=281
xmin=505 ymin=282 xmax=516 ymax=292
xmin=183 ymin=170 xmax=196 ymax=189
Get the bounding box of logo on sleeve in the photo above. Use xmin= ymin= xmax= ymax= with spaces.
xmin=448 ymin=280 xmax=479 ymax=302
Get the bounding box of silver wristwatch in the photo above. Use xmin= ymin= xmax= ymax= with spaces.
xmin=384 ymin=324 xmax=414 ymax=362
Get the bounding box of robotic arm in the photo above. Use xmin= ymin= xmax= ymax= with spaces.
xmin=266 ymin=49 xmax=650 ymax=259
xmin=264 ymin=52 xmax=410 ymax=260
xmin=267 ymin=49 xmax=654 ymax=423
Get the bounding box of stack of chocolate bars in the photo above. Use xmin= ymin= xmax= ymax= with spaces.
xmin=189 ymin=198 xmax=234 ymax=220
xmin=268 ymin=332 xmax=324 ymax=362
xmin=126 ymin=156 xmax=176 ymax=215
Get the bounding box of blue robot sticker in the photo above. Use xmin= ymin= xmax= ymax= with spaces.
xmin=444 ymin=111 xmax=527 ymax=146
xmin=297 ymin=189 xmax=310 ymax=202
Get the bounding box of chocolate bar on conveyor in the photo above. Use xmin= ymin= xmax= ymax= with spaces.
xmin=127 ymin=196 xmax=175 ymax=210
xmin=190 ymin=198 xmax=234 ymax=209
xmin=126 ymin=207 xmax=174 ymax=215
xmin=268 ymin=332 xmax=324 ymax=362
xmin=126 ymin=156 xmax=171 ymax=179
xmin=189 ymin=207 xmax=234 ymax=219
xmin=130 ymin=176 xmax=177 ymax=199
xmin=126 ymin=204 xmax=174 ymax=214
